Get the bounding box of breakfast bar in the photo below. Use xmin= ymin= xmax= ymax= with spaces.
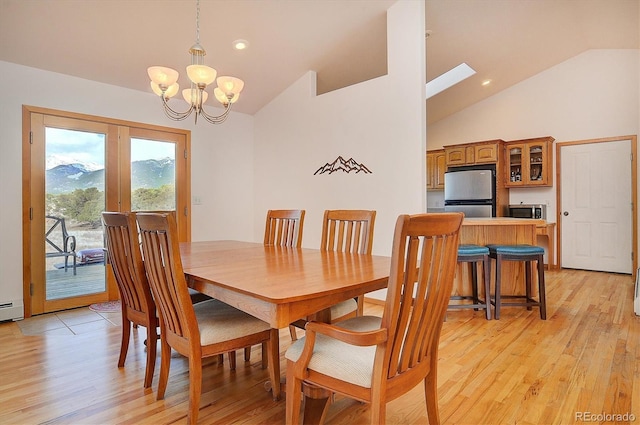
xmin=453 ymin=217 xmax=546 ymax=297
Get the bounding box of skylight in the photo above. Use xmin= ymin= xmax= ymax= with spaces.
xmin=426 ymin=63 xmax=476 ymax=99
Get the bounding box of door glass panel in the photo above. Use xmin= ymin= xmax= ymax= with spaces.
xmin=45 ymin=127 xmax=106 ymax=300
xmin=131 ymin=138 xmax=176 ymax=211
xmin=529 ymin=144 xmax=543 ymax=181
xmin=509 ymin=146 xmax=522 ymax=182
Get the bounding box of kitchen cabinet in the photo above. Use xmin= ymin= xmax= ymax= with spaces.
xmin=426 ymin=149 xmax=446 ymax=190
xmin=505 ymin=136 xmax=554 ymax=187
xmin=445 ymin=140 xmax=502 ymax=166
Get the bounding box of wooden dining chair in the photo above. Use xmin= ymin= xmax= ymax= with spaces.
xmin=103 ymin=211 xmax=245 ymax=388
xmin=285 ymin=212 xmax=463 ymax=425
xmin=262 ymin=209 xmax=306 ymax=342
xmin=136 ymin=212 xmax=279 ymax=425
xmin=264 ymin=209 xmax=305 ymax=247
xmin=289 ymin=209 xmax=376 ymax=341
xmin=322 ymin=209 xmax=376 ymax=321
xmin=102 ymin=211 xmax=158 ymax=389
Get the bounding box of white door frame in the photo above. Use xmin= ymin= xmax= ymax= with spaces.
xmin=556 ymin=135 xmax=637 ymax=277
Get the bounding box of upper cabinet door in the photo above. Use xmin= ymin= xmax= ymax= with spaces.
xmin=426 ymin=149 xmax=446 ymax=190
xmin=505 ymin=137 xmax=554 ymax=187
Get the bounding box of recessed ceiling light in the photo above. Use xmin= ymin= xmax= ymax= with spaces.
xmin=482 ymin=79 xmax=492 ymax=86
xmin=233 ymin=39 xmax=249 ymax=50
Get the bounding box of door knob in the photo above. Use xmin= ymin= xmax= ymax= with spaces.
xmin=563 ymin=211 xmax=569 ymax=216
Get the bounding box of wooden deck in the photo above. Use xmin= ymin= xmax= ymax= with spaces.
xmin=46 ymin=263 xmax=106 ymax=300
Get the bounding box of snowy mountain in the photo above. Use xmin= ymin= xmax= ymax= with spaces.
xmin=46 ymin=154 xmax=102 ymax=171
xmin=46 ymin=158 xmax=175 ymax=194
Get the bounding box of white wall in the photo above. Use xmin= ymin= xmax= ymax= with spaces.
xmin=0 ymin=60 xmax=255 ymax=307
xmin=253 ymin=0 xmax=426 ymax=258
xmin=427 ymin=49 xmax=640 ymax=257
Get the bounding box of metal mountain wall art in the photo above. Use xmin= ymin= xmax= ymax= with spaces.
xmin=314 ymin=156 xmax=372 ymax=175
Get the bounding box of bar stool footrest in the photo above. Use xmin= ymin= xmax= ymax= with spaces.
xmin=449 ymin=295 xmax=490 ymax=311
xmin=490 ymin=295 xmax=541 ymax=309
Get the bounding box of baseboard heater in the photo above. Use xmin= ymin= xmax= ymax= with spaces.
xmin=0 ymin=299 xmax=24 ymax=322
xmin=635 ymin=269 xmax=640 ymax=316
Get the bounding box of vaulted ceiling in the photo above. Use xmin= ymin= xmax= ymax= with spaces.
xmin=0 ymin=0 xmax=637 ymax=125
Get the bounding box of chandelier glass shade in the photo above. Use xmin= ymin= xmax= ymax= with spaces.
xmin=147 ymin=0 xmax=244 ymax=124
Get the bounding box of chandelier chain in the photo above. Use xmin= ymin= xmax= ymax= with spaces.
xmin=195 ymin=0 xmax=200 ymax=44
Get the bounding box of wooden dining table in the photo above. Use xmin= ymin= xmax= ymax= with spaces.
xmin=180 ymin=240 xmax=391 ymax=420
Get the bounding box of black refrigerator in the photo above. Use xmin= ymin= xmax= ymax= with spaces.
xmin=443 ymin=165 xmax=496 ymax=217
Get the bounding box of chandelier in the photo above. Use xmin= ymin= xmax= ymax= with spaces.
xmin=147 ymin=0 xmax=244 ymax=124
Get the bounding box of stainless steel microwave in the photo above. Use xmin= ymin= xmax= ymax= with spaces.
xmin=508 ymin=204 xmax=546 ymax=220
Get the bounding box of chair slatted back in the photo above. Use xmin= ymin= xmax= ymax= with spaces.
xmin=321 ymin=210 xmax=376 ymax=254
xmin=102 ymin=212 xmax=154 ymax=318
xmin=264 ymin=209 xmax=305 ymax=247
xmin=136 ymin=213 xmax=198 ymax=347
xmin=380 ymin=213 xmax=463 ymax=382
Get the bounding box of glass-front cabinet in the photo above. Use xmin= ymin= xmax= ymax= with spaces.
xmin=505 ymin=137 xmax=554 ymax=187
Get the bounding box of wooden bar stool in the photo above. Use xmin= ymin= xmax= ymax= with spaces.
xmin=486 ymin=244 xmax=547 ymax=320
xmin=448 ymin=244 xmax=491 ymax=320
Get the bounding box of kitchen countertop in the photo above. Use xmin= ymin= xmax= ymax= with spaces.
xmin=461 ymin=217 xmax=546 ymax=226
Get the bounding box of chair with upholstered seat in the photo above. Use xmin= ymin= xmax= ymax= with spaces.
xmin=285 ymin=212 xmax=463 ymax=425
xmin=102 ymin=211 xmax=244 ymax=388
xmin=289 ymin=209 xmax=376 ymax=341
xmin=264 ymin=209 xmax=305 ymax=247
xmin=136 ymin=212 xmax=279 ymax=425
xmin=262 ymin=209 xmax=306 ymax=342
xmin=486 ymin=244 xmax=546 ymax=320
xmin=322 ymin=209 xmax=376 ymax=320
xmin=102 ymin=211 xmax=158 ymax=389
xmin=448 ymin=244 xmax=491 ymax=320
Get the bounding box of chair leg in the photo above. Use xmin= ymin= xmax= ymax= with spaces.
xmin=370 ymin=396 xmax=385 ymax=425
xmin=157 ymin=337 xmax=171 ymax=400
xmin=285 ymin=359 xmax=303 ymax=425
xmin=261 ymin=341 xmax=268 ymax=369
xmin=187 ymin=355 xmax=203 ymax=425
xmin=144 ymin=325 xmax=158 ymax=388
xmin=289 ymin=324 xmax=298 ymax=341
xmin=267 ymin=328 xmax=281 ymax=401
xmin=470 ymin=262 xmax=480 ymax=310
xmin=356 ymin=295 xmax=365 ymax=316
xmin=228 ymin=351 xmax=236 ymax=370
xmin=525 ymin=261 xmax=533 ymax=311
xmin=244 ymin=346 xmax=251 ymax=362
xmin=423 ymin=360 xmax=441 ymax=425
xmin=482 ymin=256 xmax=491 ymax=320
xmin=494 ymin=255 xmax=502 ymax=320
xmin=537 ymin=254 xmax=547 ymax=320
xmin=118 ymin=316 xmax=130 ymax=368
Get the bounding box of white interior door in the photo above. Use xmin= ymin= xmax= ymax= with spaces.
xmin=560 ymin=139 xmax=632 ymax=274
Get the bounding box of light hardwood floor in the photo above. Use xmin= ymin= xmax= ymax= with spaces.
xmin=1 ymin=268 xmax=639 ymax=424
